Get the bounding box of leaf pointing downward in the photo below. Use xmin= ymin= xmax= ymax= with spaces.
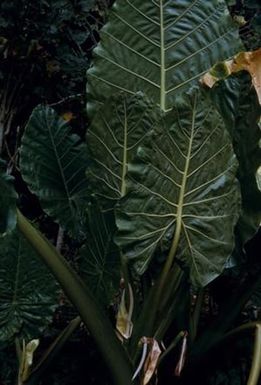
xmin=115 ymin=90 xmax=241 ymax=287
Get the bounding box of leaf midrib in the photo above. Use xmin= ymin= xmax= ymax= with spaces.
xmin=165 ymin=96 xmax=197 ymax=270
xmin=160 ymin=0 xmax=166 ymax=111
xmin=47 ymin=119 xmax=74 ymax=218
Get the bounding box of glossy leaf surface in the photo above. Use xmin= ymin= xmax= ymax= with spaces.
xmin=20 ymin=106 xmax=89 ymax=237
xmin=86 ymin=93 xmax=160 ymax=208
xmin=0 ymin=230 xmax=58 ymax=342
xmin=116 ymin=90 xmax=241 ymax=287
xmin=87 ymin=0 xmax=242 ymax=114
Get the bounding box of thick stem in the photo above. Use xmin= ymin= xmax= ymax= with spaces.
xmin=247 ymin=324 xmax=261 ymax=385
xmin=17 ymin=210 xmax=133 ymax=385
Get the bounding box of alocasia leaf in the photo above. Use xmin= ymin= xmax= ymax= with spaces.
xmin=0 ymin=159 xmax=17 ymax=235
xmin=86 ymin=92 xmax=160 ymax=209
xmin=87 ymin=0 xmax=242 ymax=115
xmin=20 ymin=105 xmax=89 ymax=238
xmin=115 ymin=90 xmax=241 ymax=287
xmin=210 ymin=73 xmax=261 ymax=245
xmin=79 ymin=203 xmax=120 ymax=306
xmin=0 ymin=229 xmax=58 ymax=342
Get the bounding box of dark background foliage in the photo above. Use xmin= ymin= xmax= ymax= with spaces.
xmin=0 ymin=1 xmax=260 ymax=385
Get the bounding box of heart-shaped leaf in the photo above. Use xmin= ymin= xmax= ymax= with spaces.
xmin=20 ymin=106 xmax=89 ymax=238
xmin=116 ymin=90 xmax=241 ymax=287
xmin=87 ymin=0 xmax=242 ymax=114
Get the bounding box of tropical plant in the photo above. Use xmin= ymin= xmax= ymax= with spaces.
xmin=0 ymin=1 xmax=260 ymax=385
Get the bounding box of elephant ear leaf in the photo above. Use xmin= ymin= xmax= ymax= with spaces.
xmin=79 ymin=203 xmax=120 ymax=307
xmin=87 ymin=0 xmax=242 ymax=115
xmin=115 ymin=90 xmax=241 ymax=288
xmin=0 ymin=159 xmax=17 ymax=235
xmin=86 ymin=93 xmax=161 ymax=209
xmin=20 ymin=106 xmax=89 ymax=238
xmin=210 ymin=73 xmax=261 ymax=246
xmin=0 ymin=229 xmax=58 ymax=342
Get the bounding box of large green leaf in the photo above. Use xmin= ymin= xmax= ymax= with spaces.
xmin=86 ymin=92 xmax=160 ymax=208
xmin=210 ymin=73 xmax=261 ymax=245
xmin=115 ymin=90 xmax=241 ymax=287
xmin=79 ymin=203 xmax=120 ymax=307
xmin=0 ymin=229 xmax=58 ymax=342
xmin=20 ymin=106 xmax=89 ymax=237
xmin=87 ymin=0 xmax=242 ymax=115
xmin=0 ymin=159 xmax=17 ymax=235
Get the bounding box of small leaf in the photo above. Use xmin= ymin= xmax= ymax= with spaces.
xmin=20 ymin=105 xmax=89 ymax=237
xmin=0 ymin=159 xmax=17 ymax=235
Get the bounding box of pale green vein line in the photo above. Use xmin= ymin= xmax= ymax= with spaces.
xmin=190 ymin=125 xmax=217 ymax=160
xmin=183 ymin=191 xmax=234 ymax=206
xmin=89 ymin=171 xmax=120 ymax=196
xmin=102 ymin=31 xmax=160 ymax=67
xmin=126 ymin=212 xmax=176 ymax=218
xmin=184 ymin=164 xmax=235 ymax=198
xmin=165 ymin=28 xmax=236 ymax=72
xmin=187 ymin=143 xmax=230 ymax=178
xmin=127 ymin=132 xmax=148 ymax=151
xmin=184 ymin=224 xmax=229 ymax=245
xmin=131 ymin=178 xmax=178 ymax=208
xmin=89 ymin=130 xmax=123 ymax=165
xmin=100 ymin=115 xmax=124 ymax=149
xmin=166 ymin=130 xmax=187 ymax=159
xmin=160 ymin=0 xmax=166 ymax=111
xmin=182 ymin=214 xmax=231 ymax=220
xmin=98 ymin=54 xmax=160 ymax=89
xmin=126 ymin=0 xmax=160 ymax=26
xmin=154 ymin=143 xmax=184 ymax=175
xmin=93 ymin=158 xmax=122 ymax=181
xmin=182 ymin=221 xmax=200 ymax=278
xmin=165 ymin=6 xmax=220 ymax=51
xmin=121 ymin=219 xmax=175 ymax=241
xmin=149 ymin=163 xmax=182 ymax=188
xmin=111 ymin=11 xmax=161 ymax=47
xmin=88 ymin=73 xmax=136 ymax=95
xmin=164 ymin=0 xmax=199 ymax=31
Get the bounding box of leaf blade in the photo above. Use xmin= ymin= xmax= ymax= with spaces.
xmin=20 ymin=106 xmax=89 ymax=237
xmin=87 ymin=0 xmax=242 ymax=114
xmin=116 ymin=90 xmax=241 ymax=287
